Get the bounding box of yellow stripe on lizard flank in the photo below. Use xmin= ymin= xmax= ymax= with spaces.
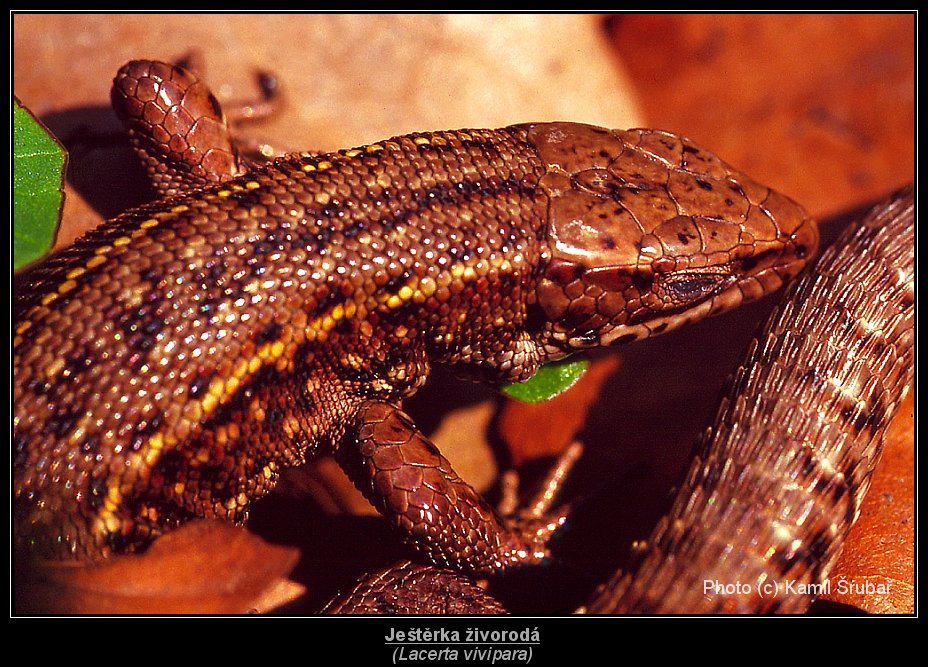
xmin=92 ymin=326 xmax=300 ymax=539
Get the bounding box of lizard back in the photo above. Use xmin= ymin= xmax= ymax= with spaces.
xmin=14 ymin=127 xmax=550 ymax=557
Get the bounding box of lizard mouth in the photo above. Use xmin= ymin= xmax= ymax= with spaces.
xmin=559 ymin=217 xmax=820 ymax=351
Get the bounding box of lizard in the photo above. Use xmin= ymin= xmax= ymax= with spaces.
xmin=13 ymin=60 xmax=818 ymax=580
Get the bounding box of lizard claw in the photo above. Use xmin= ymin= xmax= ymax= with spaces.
xmin=496 ymin=441 xmax=584 ymax=565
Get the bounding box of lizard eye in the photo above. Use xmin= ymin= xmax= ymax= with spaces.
xmin=659 ymin=271 xmax=734 ymax=306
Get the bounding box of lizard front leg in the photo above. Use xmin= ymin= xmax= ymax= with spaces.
xmin=335 ymin=400 xmax=567 ymax=576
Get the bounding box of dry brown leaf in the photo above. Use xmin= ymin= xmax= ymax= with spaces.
xmin=818 ymin=392 xmax=915 ymax=613
xmin=609 ymin=14 xmax=914 ymax=218
xmin=14 ymin=521 xmax=300 ymax=614
xmin=428 ymin=400 xmax=501 ymax=494
xmin=249 ymin=578 xmax=308 ymax=615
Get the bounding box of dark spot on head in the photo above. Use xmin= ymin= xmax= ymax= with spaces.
xmin=631 ymin=271 xmax=654 ymax=292
xmin=248 ymin=363 xmax=281 ymax=390
xmin=545 ymin=259 xmax=586 ymax=284
xmin=314 ymin=288 xmax=340 ymax=314
xmin=265 ymin=405 xmax=287 ymax=424
xmin=383 ymin=273 xmax=406 ymax=293
xmin=24 ymin=377 xmax=51 ymax=396
xmin=62 ymin=352 xmax=94 ymax=381
xmin=13 ymin=431 xmax=29 ymax=462
xmin=851 ymin=410 xmax=870 ymax=433
xmin=587 ymin=268 xmax=633 ymax=292
xmin=313 ymin=226 xmax=333 ymax=245
xmin=803 ymin=529 xmax=832 ymax=569
xmin=740 ymin=248 xmax=776 ymax=273
xmin=770 ymin=544 xmax=804 ymax=571
xmin=695 ymin=178 xmax=713 ymax=191
xmin=842 ymin=399 xmax=883 ymax=435
xmin=602 ymin=236 xmax=616 ymax=250
xmin=293 ymin=385 xmax=316 ymax=411
xmin=254 ymin=239 xmax=281 ymax=256
xmin=840 ymin=310 xmax=857 ymax=335
xmin=677 ymin=232 xmax=691 ymax=245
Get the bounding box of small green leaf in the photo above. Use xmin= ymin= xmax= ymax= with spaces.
xmin=13 ymin=97 xmax=67 ymax=269
xmin=501 ymin=357 xmax=589 ymax=403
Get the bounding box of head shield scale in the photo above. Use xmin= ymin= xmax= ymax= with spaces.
xmin=519 ymin=122 xmax=818 ymax=353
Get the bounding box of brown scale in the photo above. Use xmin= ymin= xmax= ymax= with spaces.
xmin=14 ymin=61 xmax=816 ymax=572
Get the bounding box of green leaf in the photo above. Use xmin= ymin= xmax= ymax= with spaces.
xmin=13 ymin=97 xmax=67 ymax=269
xmin=501 ymin=357 xmax=589 ymax=403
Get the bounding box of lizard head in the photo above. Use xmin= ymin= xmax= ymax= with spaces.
xmin=520 ymin=123 xmax=818 ymax=353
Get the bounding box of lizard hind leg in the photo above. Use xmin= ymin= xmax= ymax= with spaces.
xmin=496 ymin=439 xmax=582 ymax=534
xmin=110 ymin=58 xmax=284 ymax=198
xmin=335 ymin=400 xmax=575 ymax=577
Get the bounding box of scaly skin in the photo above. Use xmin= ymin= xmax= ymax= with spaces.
xmin=587 ymin=186 xmax=914 ymax=614
xmin=13 ymin=61 xmax=817 ymax=571
xmin=324 ymin=188 xmax=914 ymax=614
